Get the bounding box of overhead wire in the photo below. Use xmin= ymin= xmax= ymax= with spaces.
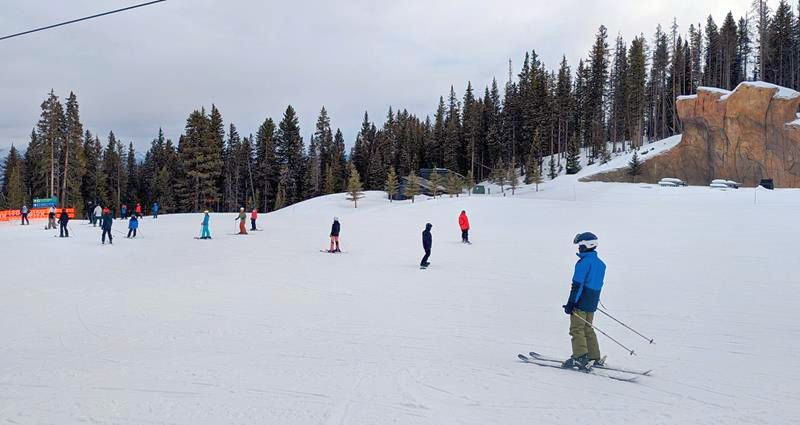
xmin=0 ymin=0 xmax=166 ymax=42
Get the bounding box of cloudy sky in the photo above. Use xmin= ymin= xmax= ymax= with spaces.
xmin=1 ymin=0 xmax=748 ymax=154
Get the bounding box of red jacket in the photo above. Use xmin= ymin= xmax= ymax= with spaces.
xmin=458 ymin=213 xmax=470 ymax=230
xmin=251 ymin=210 xmax=258 ymax=219
xmin=135 ymin=204 xmax=142 ymax=213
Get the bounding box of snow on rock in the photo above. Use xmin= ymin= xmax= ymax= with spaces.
xmin=2 ymin=186 xmax=800 ymax=424
xmin=739 ymin=80 xmax=800 ymax=99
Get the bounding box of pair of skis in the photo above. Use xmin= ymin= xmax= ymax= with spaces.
xmin=517 ymin=351 xmax=651 ymax=382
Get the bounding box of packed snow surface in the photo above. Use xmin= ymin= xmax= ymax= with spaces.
xmin=2 ymin=165 xmax=800 ymax=424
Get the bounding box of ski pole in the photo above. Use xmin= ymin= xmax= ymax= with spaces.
xmin=571 ymin=312 xmax=636 ymax=356
xmin=597 ymin=308 xmax=655 ymax=344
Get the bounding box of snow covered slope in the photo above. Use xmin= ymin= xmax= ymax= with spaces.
xmin=2 ymin=184 xmax=799 ymax=424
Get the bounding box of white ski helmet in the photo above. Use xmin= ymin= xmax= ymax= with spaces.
xmin=573 ymin=232 xmax=598 ymax=252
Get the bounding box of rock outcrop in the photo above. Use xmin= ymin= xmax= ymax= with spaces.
xmin=587 ymin=81 xmax=800 ymax=187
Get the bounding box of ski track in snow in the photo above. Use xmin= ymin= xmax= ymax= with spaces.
xmin=2 ymin=157 xmax=800 ymax=423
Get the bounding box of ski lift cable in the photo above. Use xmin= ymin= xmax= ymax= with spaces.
xmin=0 ymin=0 xmax=167 ymax=42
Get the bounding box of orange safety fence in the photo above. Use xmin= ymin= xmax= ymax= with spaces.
xmin=0 ymin=208 xmax=76 ymax=222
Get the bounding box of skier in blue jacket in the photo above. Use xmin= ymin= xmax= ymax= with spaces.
xmin=199 ymin=211 xmax=211 ymax=239
xmin=127 ymin=215 xmax=139 ymax=238
xmin=562 ymin=232 xmax=606 ymax=370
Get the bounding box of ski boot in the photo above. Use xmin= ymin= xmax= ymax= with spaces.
xmin=561 ymin=354 xmax=591 ymax=371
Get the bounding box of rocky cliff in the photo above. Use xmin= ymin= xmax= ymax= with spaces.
xmin=587 ymin=81 xmax=800 ymax=187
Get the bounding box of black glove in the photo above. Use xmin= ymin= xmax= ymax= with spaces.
xmin=563 ymin=303 xmax=574 ymax=315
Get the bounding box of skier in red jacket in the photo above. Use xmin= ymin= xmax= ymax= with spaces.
xmin=250 ymin=208 xmax=258 ymax=231
xmin=458 ymin=210 xmax=471 ymax=244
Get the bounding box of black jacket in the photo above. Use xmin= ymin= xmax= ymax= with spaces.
xmin=422 ymin=224 xmax=432 ymax=251
xmin=101 ymin=214 xmax=113 ymax=230
xmin=330 ymin=220 xmax=340 ymax=237
xmin=58 ymin=211 xmax=69 ymax=225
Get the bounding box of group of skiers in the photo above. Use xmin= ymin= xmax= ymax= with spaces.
xmin=13 ymin=199 xmax=607 ymax=367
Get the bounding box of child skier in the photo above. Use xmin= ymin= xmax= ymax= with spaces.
xmin=328 ymin=217 xmax=341 ymax=253
xmin=458 ymin=210 xmax=470 ymax=244
xmin=152 ymin=202 xmax=160 ymax=219
xmin=236 ymin=207 xmax=248 ymax=234
xmin=58 ymin=208 xmax=70 ymax=237
xmin=199 ymin=211 xmax=211 ymax=239
xmin=420 ymin=223 xmax=433 ymax=268
xmin=101 ymin=208 xmax=113 ymax=245
xmin=135 ymin=203 xmax=143 ymax=218
xmin=562 ymin=232 xmax=606 ymax=370
xmin=251 ymin=208 xmax=258 ymax=231
xmin=127 ymin=214 xmax=139 ymax=238
xmin=121 ymin=204 xmax=128 ymax=220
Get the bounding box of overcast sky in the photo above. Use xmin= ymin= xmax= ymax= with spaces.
xmin=1 ymin=0 xmax=749 ymax=154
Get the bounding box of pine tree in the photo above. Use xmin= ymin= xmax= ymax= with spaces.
xmin=429 ymin=171 xmax=443 ymax=198
xmin=61 ymin=92 xmax=85 ymax=210
xmin=445 ymin=172 xmax=462 ymax=197
xmin=465 ymin=171 xmax=476 ymax=196
xmin=254 ymin=118 xmax=278 ymax=211
xmin=627 ymin=36 xmax=647 ymax=148
xmin=530 ymin=160 xmax=543 ymax=192
xmin=609 ymin=35 xmax=629 ymax=153
xmin=547 ymin=153 xmax=558 ymax=179
xmin=125 ymin=142 xmax=138 ymax=204
xmin=751 ymin=0 xmax=771 ymax=80
xmin=35 ymin=90 xmax=66 ymax=198
xmin=765 ymin=1 xmax=794 ymax=87
xmin=493 ymin=159 xmax=507 ymax=193
xmin=81 ymin=131 xmax=107 ymax=208
xmin=275 ymin=105 xmax=306 ymax=204
xmin=404 ymin=172 xmax=420 ymax=203
xmin=346 ymin=162 xmax=364 ymax=208
xmin=526 ymin=129 xmax=542 ymax=183
xmin=628 ymin=150 xmax=643 ymax=182
xmin=102 ymin=131 xmax=126 ymax=214
xmin=2 ymin=146 xmax=26 ymax=208
xmin=508 ymin=166 xmax=519 ymax=195
xmin=587 ymin=25 xmax=610 ymax=159
xmin=274 ymin=165 xmax=289 ymax=211
xmin=566 ymin=133 xmax=582 ymax=174
xmin=385 ymin=166 xmax=399 ymax=201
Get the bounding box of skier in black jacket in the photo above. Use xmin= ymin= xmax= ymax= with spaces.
xmin=420 ymin=223 xmax=433 ymax=268
xmin=328 ymin=217 xmax=341 ymax=253
xmin=101 ymin=208 xmax=113 ymax=245
xmin=58 ymin=209 xmax=70 ymax=238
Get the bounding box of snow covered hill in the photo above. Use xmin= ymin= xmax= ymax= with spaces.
xmin=2 ymin=180 xmax=800 ymax=424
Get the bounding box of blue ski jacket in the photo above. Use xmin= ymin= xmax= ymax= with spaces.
xmin=202 ymin=214 xmax=210 ymax=226
xmin=566 ymin=251 xmax=606 ymax=313
xmin=129 ymin=217 xmax=139 ymax=230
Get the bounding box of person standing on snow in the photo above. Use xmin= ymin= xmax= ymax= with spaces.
xmin=199 ymin=211 xmax=211 ymax=239
xmin=152 ymin=202 xmax=160 ymax=219
xmin=420 ymin=223 xmax=433 ymax=268
xmin=100 ymin=208 xmax=114 ymax=245
xmin=127 ymin=214 xmax=139 ymax=238
xmin=120 ymin=204 xmax=128 ymax=220
xmin=458 ymin=210 xmax=471 ymax=244
xmin=250 ymin=208 xmax=258 ymax=231
xmin=236 ymin=207 xmax=248 ymax=235
xmin=328 ymin=217 xmax=341 ymax=253
xmin=561 ymin=232 xmax=606 ymax=370
xmin=47 ymin=206 xmax=57 ymax=229
xmin=58 ymin=208 xmax=70 ymax=237
xmin=93 ymin=204 xmax=103 ymax=227
xmin=135 ymin=202 xmax=143 ymax=218
xmin=20 ymin=205 xmax=30 ymax=225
